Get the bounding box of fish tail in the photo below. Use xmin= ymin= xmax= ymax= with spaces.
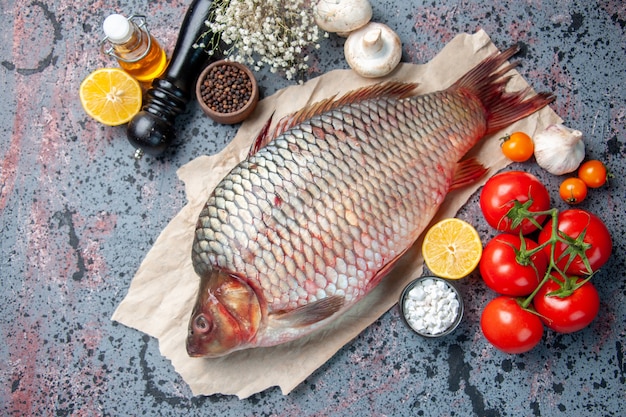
xmin=452 ymin=44 xmax=556 ymax=135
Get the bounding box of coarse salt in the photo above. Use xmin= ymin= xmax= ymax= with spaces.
xmin=403 ymin=278 xmax=460 ymax=335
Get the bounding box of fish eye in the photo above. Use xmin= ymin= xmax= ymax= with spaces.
xmin=192 ymin=315 xmax=212 ymax=334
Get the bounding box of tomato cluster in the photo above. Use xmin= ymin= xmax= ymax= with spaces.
xmin=478 ymin=171 xmax=612 ymax=354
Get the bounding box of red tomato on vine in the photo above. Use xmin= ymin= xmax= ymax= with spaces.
xmin=533 ymin=273 xmax=600 ymax=333
xmin=479 ymin=171 xmax=551 ymax=235
xmin=538 ymin=209 xmax=612 ymax=275
xmin=480 ymin=296 xmax=544 ymax=354
xmin=479 ymin=234 xmax=548 ymax=296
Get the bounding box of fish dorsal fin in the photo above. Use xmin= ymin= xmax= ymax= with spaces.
xmin=275 ymin=81 xmax=419 ymax=137
xmin=270 ymin=295 xmax=345 ymax=328
xmin=249 ymin=81 xmax=419 ymax=156
xmin=248 ymin=112 xmax=275 ymax=156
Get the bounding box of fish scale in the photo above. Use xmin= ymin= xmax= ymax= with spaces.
xmin=187 ymin=46 xmax=555 ymax=357
xmin=192 ymin=91 xmax=483 ymax=310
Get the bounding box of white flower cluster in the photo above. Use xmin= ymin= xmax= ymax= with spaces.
xmin=199 ymin=0 xmax=322 ymax=81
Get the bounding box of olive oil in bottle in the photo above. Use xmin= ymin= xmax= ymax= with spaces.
xmin=101 ymin=14 xmax=167 ymax=83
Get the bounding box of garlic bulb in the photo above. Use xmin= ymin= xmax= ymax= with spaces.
xmin=533 ymin=123 xmax=585 ymax=175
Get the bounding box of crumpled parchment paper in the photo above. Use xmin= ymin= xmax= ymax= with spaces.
xmin=112 ymin=30 xmax=562 ymax=398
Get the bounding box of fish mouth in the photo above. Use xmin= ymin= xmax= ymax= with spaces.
xmin=186 ymin=335 xmax=204 ymax=357
xmin=185 ymin=321 xmax=206 ymax=357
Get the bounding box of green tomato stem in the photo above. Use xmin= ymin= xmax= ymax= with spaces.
xmin=506 ymin=203 xmax=594 ymax=309
xmin=520 ymin=208 xmax=560 ymax=309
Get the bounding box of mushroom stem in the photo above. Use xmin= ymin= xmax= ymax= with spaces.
xmin=344 ymin=22 xmax=402 ymax=78
xmin=362 ymin=28 xmax=383 ymax=54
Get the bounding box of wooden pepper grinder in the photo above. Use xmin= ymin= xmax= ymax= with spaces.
xmin=127 ymin=0 xmax=222 ymax=159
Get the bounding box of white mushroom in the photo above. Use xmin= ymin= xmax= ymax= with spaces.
xmin=314 ymin=0 xmax=373 ymax=37
xmin=344 ymin=22 xmax=402 ymax=78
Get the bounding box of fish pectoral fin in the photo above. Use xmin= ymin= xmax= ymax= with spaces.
xmin=365 ymin=250 xmax=409 ymax=292
xmin=270 ymin=295 xmax=345 ymax=328
xmin=450 ymin=158 xmax=488 ymax=190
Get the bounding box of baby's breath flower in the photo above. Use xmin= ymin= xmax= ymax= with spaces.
xmin=202 ymin=0 xmax=322 ymax=80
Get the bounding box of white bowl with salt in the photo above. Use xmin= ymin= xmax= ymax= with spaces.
xmin=399 ymin=276 xmax=464 ymax=338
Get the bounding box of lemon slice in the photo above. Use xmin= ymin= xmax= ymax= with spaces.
xmin=422 ymin=218 xmax=483 ymax=280
xmin=79 ymin=68 xmax=142 ymax=126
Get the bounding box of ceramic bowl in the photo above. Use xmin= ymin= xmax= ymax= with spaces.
xmin=399 ymin=276 xmax=464 ymax=338
xmin=195 ymin=60 xmax=259 ymax=125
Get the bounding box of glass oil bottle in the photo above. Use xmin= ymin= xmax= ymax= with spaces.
xmin=101 ymin=14 xmax=168 ymax=83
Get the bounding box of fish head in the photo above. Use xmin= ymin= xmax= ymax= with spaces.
xmin=186 ymin=270 xmax=263 ymax=358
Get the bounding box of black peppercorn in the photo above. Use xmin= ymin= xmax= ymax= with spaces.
xmin=199 ymin=63 xmax=253 ymax=114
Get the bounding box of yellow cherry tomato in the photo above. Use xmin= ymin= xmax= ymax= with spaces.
xmin=559 ymin=177 xmax=588 ymax=205
xmin=578 ymin=160 xmax=608 ymax=188
xmin=500 ymin=132 xmax=534 ymax=162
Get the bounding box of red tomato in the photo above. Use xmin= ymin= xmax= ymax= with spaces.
xmin=480 ymin=296 xmax=544 ymax=354
xmin=479 ymin=171 xmax=551 ymax=235
xmin=578 ymin=160 xmax=608 ymax=188
xmin=500 ymin=132 xmax=534 ymax=162
xmin=533 ymin=273 xmax=600 ymax=333
xmin=479 ymin=234 xmax=548 ymax=296
xmin=538 ymin=209 xmax=612 ymax=275
xmin=559 ymin=177 xmax=588 ymax=205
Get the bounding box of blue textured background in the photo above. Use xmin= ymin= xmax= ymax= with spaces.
xmin=1 ymin=0 xmax=624 ymax=415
